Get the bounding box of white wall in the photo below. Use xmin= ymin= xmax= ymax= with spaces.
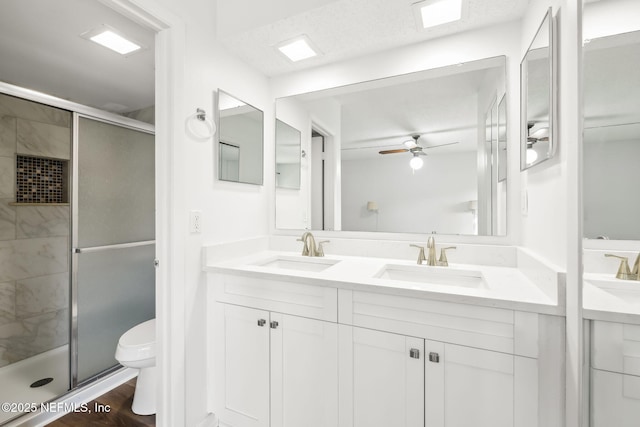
xmin=125 ymin=1 xmax=273 ymax=425
xmin=519 ymin=0 xmax=566 ymax=267
xmin=341 ymin=151 xmax=477 ymax=234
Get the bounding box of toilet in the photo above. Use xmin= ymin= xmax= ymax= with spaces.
xmin=115 ymin=318 xmax=156 ymax=415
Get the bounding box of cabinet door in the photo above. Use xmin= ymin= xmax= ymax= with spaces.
xmin=592 ymin=368 xmax=640 ymax=427
xmin=214 ymin=303 xmax=270 ymax=427
xmin=270 ymin=313 xmax=338 ymax=427
xmin=340 ymin=326 xmax=424 ymax=427
xmin=425 ymin=341 xmax=514 ymax=427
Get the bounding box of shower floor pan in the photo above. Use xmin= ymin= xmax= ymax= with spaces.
xmin=0 ymin=345 xmax=68 ymax=424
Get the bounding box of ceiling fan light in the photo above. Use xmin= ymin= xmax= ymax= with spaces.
xmin=410 ymin=155 xmax=424 ymax=170
xmin=526 ymin=147 xmax=538 ymax=164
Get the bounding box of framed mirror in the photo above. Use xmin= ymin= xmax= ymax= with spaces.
xmin=275 ymin=119 xmax=302 ymax=189
xmin=275 ymin=56 xmax=507 ymax=236
xmin=521 ymin=8 xmax=556 ymax=171
xmin=217 ymin=90 xmax=264 ymax=185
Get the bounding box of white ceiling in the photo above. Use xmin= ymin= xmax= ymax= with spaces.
xmin=217 ymin=0 xmax=529 ymax=76
xmin=0 ymin=0 xmax=529 ymax=116
xmin=0 ymin=0 xmax=155 ymax=114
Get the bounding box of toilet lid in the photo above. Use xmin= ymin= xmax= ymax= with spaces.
xmin=119 ymin=318 xmax=155 ymax=348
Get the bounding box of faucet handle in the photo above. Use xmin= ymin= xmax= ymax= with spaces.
xmin=317 ymin=241 xmax=330 ymax=257
xmin=605 ymin=254 xmax=632 ymax=280
xmin=632 ymin=253 xmax=640 ymax=280
xmin=438 ymin=247 xmax=456 ymax=267
xmin=410 ymin=244 xmax=426 ymax=265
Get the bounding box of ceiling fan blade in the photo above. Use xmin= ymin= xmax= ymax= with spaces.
xmin=379 ymin=148 xmax=409 ymax=155
xmin=530 ymin=127 xmax=549 ymax=139
xmin=422 ymin=141 xmax=460 ymax=149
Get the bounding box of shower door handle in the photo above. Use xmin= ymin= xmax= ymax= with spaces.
xmin=74 ymin=240 xmax=155 ymax=254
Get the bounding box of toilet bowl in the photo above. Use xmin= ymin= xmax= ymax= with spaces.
xmin=115 ymin=318 xmax=156 ymax=415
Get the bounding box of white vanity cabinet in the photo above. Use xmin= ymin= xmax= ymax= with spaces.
xmin=211 ymin=274 xmax=339 ymax=427
xmin=338 ymin=290 xmax=564 ymax=427
xmin=338 ymin=326 xmax=425 ymax=427
xmin=590 ymin=321 xmax=640 ymax=426
xmin=424 ymin=340 xmax=515 ymax=427
xmin=208 ymin=273 xmax=564 ymax=427
xmin=338 ymin=326 xmax=514 ymax=427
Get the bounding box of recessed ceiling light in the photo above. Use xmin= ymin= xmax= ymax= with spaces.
xmin=413 ymin=0 xmax=463 ymax=29
xmin=276 ymin=35 xmax=319 ymax=62
xmin=81 ymin=25 xmax=142 ymax=55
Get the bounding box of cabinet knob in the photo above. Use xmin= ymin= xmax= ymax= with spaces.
xmin=257 ymin=319 xmax=266 ymax=327
xmin=429 ymin=352 xmax=440 ymax=363
xmin=409 ymin=348 xmax=420 ymax=359
xmin=270 ymin=321 xmax=279 ymax=329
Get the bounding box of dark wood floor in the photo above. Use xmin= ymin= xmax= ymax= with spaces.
xmin=47 ymin=378 xmax=155 ymax=426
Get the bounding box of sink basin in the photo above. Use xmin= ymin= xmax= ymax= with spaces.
xmin=253 ymin=256 xmax=339 ymax=272
xmin=375 ymin=264 xmax=487 ymax=289
xmin=587 ymin=278 xmax=640 ymax=305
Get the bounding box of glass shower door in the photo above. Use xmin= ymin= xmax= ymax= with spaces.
xmin=72 ymin=115 xmax=155 ymax=385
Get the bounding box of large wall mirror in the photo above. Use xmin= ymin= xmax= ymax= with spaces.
xmin=583 ymin=27 xmax=640 ymax=240
xmin=582 ymin=0 xmax=640 ymax=425
xmin=217 ymin=90 xmax=264 ymax=185
xmin=275 ymin=56 xmax=507 ymax=236
xmin=521 ymin=8 xmax=556 ymax=171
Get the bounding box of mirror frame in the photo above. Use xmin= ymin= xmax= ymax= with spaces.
xmin=274 ymin=56 xmax=508 ymax=237
xmin=520 ymin=7 xmax=557 ymax=171
xmin=498 ymin=94 xmax=507 ymax=183
xmin=215 ymin=89 xmax=265 ymax=185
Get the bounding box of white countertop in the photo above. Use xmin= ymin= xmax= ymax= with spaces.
xmin=205 ymin=250 xmax=563 ymax=316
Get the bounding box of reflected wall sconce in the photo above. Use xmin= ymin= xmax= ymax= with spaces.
xmin=367 ymin=201 xmax=379 ymax=212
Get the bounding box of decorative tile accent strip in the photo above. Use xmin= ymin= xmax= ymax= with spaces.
xmin=16 ymin=155 xmax=65 ymax=203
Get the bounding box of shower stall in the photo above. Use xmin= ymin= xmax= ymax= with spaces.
xmin=0 ymin=86 xmax=155 ymax=425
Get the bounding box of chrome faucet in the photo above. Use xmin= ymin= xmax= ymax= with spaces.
xmin=297 ymin=232 xmax=329 ymax=257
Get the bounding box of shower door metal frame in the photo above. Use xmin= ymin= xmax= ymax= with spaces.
xmin=0 ymin=82 xmax=155 ymax=392
xmin=70 ymin=112 xmax=155 ymax=388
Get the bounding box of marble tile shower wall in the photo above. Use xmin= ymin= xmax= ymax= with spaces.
xmin=0 ymin=93 xmax=71 ymax=368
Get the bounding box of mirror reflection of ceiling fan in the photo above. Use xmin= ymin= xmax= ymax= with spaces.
xmin=527 ymin=121 xmax=549 ymax=143
xmin=379 ymin=134 xmax=459 ymax=170
xmin=526 ymin=122 xmax=549 ymax=164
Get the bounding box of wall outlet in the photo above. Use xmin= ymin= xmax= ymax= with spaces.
xmin=190 ymin=210 xmax=202 ymax=233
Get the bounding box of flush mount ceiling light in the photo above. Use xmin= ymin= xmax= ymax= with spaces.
xmin=412 ymin=0 xmax=463 ymax=29
xmin=276 ymin=35 xmax=320 ymax=62
xmin=81 ymin=25 xmax=142 ymax=55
